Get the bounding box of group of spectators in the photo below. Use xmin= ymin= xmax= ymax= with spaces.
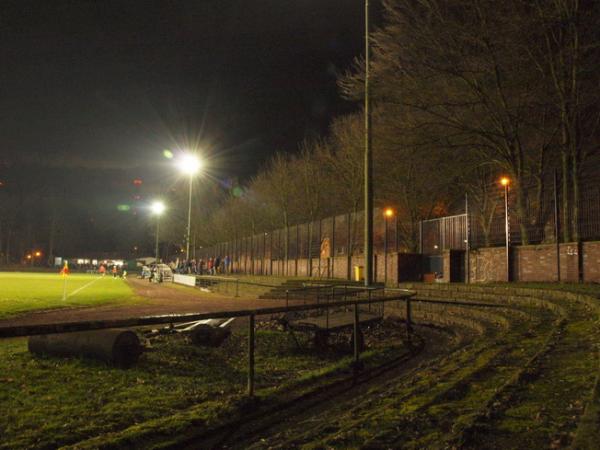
xmin=170 ymin=255 xmax=231 ymax=275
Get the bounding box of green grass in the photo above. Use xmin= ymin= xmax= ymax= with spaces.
xmin=0 ymin=272 xmax=139 ymax=318
xmin=0 ymin=328 xmax=405 ymax=449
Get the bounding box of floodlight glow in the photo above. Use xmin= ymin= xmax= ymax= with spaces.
xmin=384 ymin=208 xmax=394 ymax=218
xmin=176 ymin=153 xmax=202 ymax=175
xmin=151 ymin=201 xmax=166 ymax=215
xmin=34 ymin=251 xmax=42 ymax=257
xmin=500 ymin=177 xmax=510 ymax=187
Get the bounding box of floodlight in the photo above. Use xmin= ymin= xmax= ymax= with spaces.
xmin=500 ymin=177 xmax=510 ymax=187
xmin=384 ymin=208 xmax=394 ymax=218
xmin=176 ymin=153 xmax=202 ymax=176
xmin=151 ymin=201 xmax=166 ymax=215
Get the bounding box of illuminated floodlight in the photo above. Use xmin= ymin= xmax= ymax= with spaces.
xmin=500 ymin=177 xmax=510 ymax=187
xmin=384 ymin=207 xmax=394 ymax=218
xmin=176 ymin=153 xmax=202 ymax=176
xmin=34 ymin=251 xmax=42 ymax=257
xmin=150 ymin=200 xmax=166 ymax=216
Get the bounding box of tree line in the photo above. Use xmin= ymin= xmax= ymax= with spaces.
xmin=183 ymin=0 xmax=600 ymax=255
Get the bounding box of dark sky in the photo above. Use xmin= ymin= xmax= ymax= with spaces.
xmin=1 ymin=0 xmax=364 ymax=178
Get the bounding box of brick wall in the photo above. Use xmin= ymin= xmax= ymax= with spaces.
xmin=582 ymin=241 xmax=600 ymax=282
xmin=513 ymin=244 xmax=557 ymax=282
xmin=468 ymin=247 xmax=507 ymax=283
xmin=230 ymin=240 xmax=600 ymax=283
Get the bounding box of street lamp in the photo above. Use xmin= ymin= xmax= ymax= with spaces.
xmin=151 ymin=201 xmax=166 ymax=264
xmin=500 ymin=177 xmax=510 ymax=282
xmin=364 ymin=0 xmax=373 ymax=287
xmin=176 ymin=153 xmax=202 ymax=261
xmin=383 ymin=208 xmax=394 ymax=285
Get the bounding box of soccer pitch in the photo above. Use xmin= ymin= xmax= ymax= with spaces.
xmin=0 ymin=272 xmax=138 ymax=319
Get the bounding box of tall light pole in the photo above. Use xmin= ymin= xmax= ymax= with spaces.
xmin=151 ymin=201 xmax=166 ymax=263
xmin=384 ymin=208 xmax=394 ymax=285
xmin=176 ymin=153 xmax=202 ymax=261
xmin=364 ymin=0 xmax=373 ymax=287
xmin=500 ymin=177 xmax=510 ymax=282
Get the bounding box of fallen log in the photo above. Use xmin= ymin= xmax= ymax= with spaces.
xmin=28 ymin=329 xmax=142 ymax=368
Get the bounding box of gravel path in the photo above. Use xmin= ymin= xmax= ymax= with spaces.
xmin=0 ymin=278 xmax=286 ymax=328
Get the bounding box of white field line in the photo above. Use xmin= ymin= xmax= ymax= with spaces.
xmin=66 ymin=276 xmax=103 ymax=299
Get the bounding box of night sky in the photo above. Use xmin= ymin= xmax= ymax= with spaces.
xmin=1 ymin=0 xmax=365 ymax=178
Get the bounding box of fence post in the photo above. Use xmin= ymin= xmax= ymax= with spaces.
xmin=296 ymin=224 xmax=299 ymax=276
xmin=331 ymin=215 xmax=336 ymax=279
xmin=347 ymin=212 xmax=352 ymax=281
xmin=318 ymin=219 xmax=322 ymax=277
xmin=419 ymin=220 xmax=423 ymax=254
xmin=554 ymin=169 xmax=561 ymax=282
xmin=465 ymin=193 xmax=470 ymax=284
xmin=248 ymin=314 xmax=255 ymax=397
xmin=353 ymin=302 xmax=362 ymax=373
xmin=406 ymin=297 xmax=412 ymax=342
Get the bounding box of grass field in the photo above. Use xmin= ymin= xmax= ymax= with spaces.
xmin=0 ymin=326 xmax=406 ymax=449
xmin=0 ymin=272 xmax=139 ymax=319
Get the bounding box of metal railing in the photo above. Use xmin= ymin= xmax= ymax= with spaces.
xmin=0 ymin=291 xmax=415 ymax=397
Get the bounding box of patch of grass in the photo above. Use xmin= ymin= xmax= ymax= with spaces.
xmin=0 ymin=326 xmax=404 ymax=449
xmin=0 ymin=272 xmax=140 ymax=318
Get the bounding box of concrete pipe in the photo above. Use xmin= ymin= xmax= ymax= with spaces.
xmin=28 ymin=329 xmax=142 ymax=368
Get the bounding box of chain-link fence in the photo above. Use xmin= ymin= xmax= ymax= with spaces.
xmin=197 ymin=178 xmax=600 ymax=275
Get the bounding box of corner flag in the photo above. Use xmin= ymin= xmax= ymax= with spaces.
xmin=60 ymin=260 xmax=70 ymax=276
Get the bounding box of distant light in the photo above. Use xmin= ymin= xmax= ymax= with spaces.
xmin=150 ymin=200 xmax=166 ymax=215
xmin=176 ymin=153 xmax=202 ymax=175
xmin=34 ymin=251 xmax=42 ymax=257
xmin=26 ymin=254 xmax=32 ymax=259
xmin=163 ymin=149 xmax=174 ymax=159
xmin=500 ymin=177 xmax=510 ymax=187
xmin=434 ymin=245 xmax=439 ymax=249
xmin=384 ymin=208 xmax=394 ymax=218
xmin=0 ymin=180 xmax=5 ymax=187
xmin=133 ymin=178 xmax=143 ymax=186
xmin=117 ymin=204 xmax=131 ymax=212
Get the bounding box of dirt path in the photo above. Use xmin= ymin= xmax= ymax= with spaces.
xmin=0 ymin=278 xmax=288 ymax=328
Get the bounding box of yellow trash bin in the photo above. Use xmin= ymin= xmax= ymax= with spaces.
xmin=354 ymin=265 xmax=364 ymax=281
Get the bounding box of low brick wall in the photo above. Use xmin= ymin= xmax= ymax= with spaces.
xmin=466 ymin=241 xmax=600 ymax=283
xmin=582 ymin=241 xmax=600 ymax=282
xmin=227 ymin=240 xmax=600 ymax=284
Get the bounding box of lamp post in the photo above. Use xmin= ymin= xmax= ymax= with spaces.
xmin=383 ymin=208 xmax=394 ymax=285
xmin=364 ymin=0 xmax=373 ymax=287
xmin=151 ymin=201 xmax=166 ymax=263
xmin=176 ymin=153 xmax=202 ymax=262
xmin=500 ymin=177 xmax=510 ymax=282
